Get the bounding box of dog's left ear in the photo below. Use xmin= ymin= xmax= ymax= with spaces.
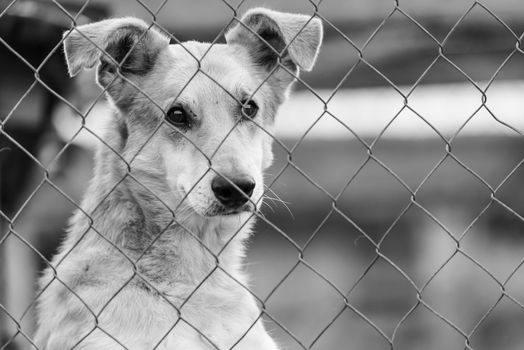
xmin=62 ymin=17 xmax=169 ymax=110
xmin=63 ymin=17 xmax=168 ymax=84
xmin=225 ymin=8 xmax=323 ymax=87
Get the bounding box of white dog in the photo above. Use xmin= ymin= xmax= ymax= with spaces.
xmin=34 ymin=8 xmax=322 ymax=349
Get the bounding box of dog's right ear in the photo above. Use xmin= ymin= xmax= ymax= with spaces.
xmin=63 ymin=17 xmax=168 ymax=84
xmin=225 ymin=8 xmax=322 ymax=97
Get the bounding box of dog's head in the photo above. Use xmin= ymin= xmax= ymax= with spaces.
xmin=63 ymin=8 xmax=322 ymax=219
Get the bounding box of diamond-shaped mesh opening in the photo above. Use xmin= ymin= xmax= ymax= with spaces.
xmin=263 ymin=263 xmax=345 ymax=346
xmin=286 ymin=138 xmax=369 ymax=198
xmin=262 ymin=164 xmax=335 ymax=246
xmin=374 ymin=206 xmax=425 ymax=279
xmin=468 ymin=296 xmax=524 ymax=350
xmin=2 ymin=1 xmax=524 ymax=349
xmin=308 ymin=35 xmax=361 ymax=89
xmin=413 ymin=156 xmax=494 ymax=228
xmin=450 ymin=138 xmax=524 ymax=186
xmin=460 ymin=205 xmax=524 ymax=283
xmin=441 ymin=4 xmax=519 ymax=82
xmin=485 ymin=50 xmax=524 ymax=86
xmin=392 ymin=302 xmax=467 ymax=350
xmin=317 ymin=0 xmax=395 ymax=45
xmin=301 ymin=210 xmax=376 ymax=291
xmin=247 ymin=222 xmax=301 ymax=298
xmin=421 ymin=252 xmax=503 ymax=331
xmin=347 ymin=256 xmax=418 ymax=336
xmin=505 ymin=263 xmax=524 ymax=305
xmin=405 ymin=72 xmax=484 ymax=137
xmin=336 ymin=156 xmax=413 ymax=226
xmin=370 ymin=138 xmax=448 ymax=190
xmin=360 ymin=9 xmax=441 ymax=88
xmin=495 ymin=161 xmax=524 ymax=214
xmin=402 ymin=208 xmax=458 ymax=286
xmin=309 ymin=306 xmax=392 ymax=350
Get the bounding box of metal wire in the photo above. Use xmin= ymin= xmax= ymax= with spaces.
xmin=1 ymin=0 xmax=524 ymax=349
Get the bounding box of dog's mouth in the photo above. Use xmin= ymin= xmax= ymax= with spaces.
xmin=204 ymin=202 xmax=256 ymax=217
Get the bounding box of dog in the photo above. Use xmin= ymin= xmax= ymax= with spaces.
xmin=34 ymin=7 xmax=322 ymax=349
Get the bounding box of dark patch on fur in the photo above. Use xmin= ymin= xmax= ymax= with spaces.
xmin=253 ymin=28 xmax=285 ymax=69
xmin=118 ymin=118 xmax=129 ymax=149
xmin=132 ymin=277 xmax=161 ymax=297
xmin=245 ymin=15 xmax=296 ymax=72
xmin=97 ymin=24 xmax=161 ymax=89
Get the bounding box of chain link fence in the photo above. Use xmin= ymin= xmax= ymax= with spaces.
xmin=1 ymin=0 xmax=524 ymax=349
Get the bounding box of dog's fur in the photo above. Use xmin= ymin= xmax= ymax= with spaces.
xmin=34 ymin=8 xmax=322 ymax=349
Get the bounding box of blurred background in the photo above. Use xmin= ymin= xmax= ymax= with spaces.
xmin=1 ymin=0 xmax=524 ymax=349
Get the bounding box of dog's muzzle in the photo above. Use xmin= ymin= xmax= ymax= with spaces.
xmin=211 ymin=175 xmax=255 ymax=210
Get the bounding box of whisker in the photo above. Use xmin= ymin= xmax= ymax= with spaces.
xmin=255 ymin=209 xmax=267 ymax=220
xmin=261 ymin=200 xmax=275 ymax=213
xmin=262 ymin=185 xmax=294 ymax=219
xmin=264 ymin=186 xmax=292 ymax=205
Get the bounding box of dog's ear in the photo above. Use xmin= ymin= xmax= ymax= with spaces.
xmin=225 ymin=8 xmax=322 ymax=85
xmin=63 ymin=17 xmax=168 ymax=84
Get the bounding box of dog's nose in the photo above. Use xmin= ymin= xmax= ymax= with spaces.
xmin=211 ymin=175 xmax=255 ymax=208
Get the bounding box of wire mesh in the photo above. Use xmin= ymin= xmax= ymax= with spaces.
xmin=1 ymin=0 xmax=524 ymax=349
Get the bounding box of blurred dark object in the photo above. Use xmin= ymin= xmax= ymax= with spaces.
xmin=0 ymin=332 xmax=17 ymax=350
xmin=0 ymin=0 xmax=107 ymax=213
xmin=0 ymin=0 xmax=108 ymax=346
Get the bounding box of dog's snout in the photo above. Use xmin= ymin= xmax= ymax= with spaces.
xmin=212 ymin=175 xmax=255 ymax=208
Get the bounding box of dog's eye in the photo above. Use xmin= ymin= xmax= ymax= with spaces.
xmin=241 ymin=100 xmax=258 ymax=119
xmin=166 ymin=105 xmax=191 ymax=129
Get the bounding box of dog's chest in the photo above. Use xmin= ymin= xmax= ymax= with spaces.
xmin=153 ymin=290 xmax=266 ymax=350
xmin=156 ymin=319 xmax=277 ymax=350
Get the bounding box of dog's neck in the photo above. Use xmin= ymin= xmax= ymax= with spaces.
xmin=62 ymin=116 xmax=253 ymax=291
